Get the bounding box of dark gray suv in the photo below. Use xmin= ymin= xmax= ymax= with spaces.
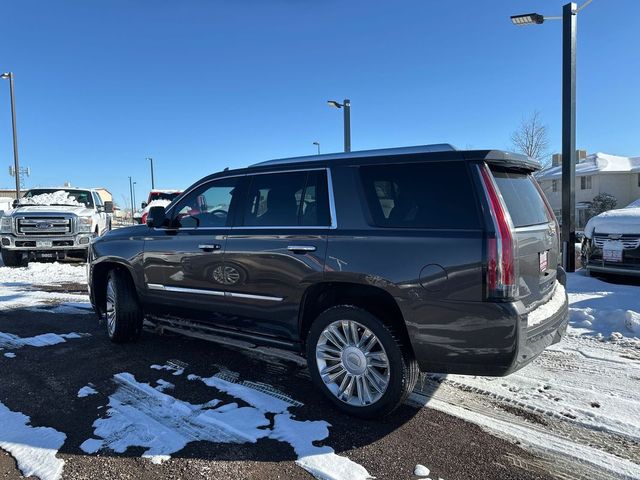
xmin=88 ymin=144 xmax=568 ymax=418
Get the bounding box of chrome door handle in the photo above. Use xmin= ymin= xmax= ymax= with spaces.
xmin=198 ymin=244 xmax=221 ymax=251
xmin=287 ymin=245 xmax=316 ymax=253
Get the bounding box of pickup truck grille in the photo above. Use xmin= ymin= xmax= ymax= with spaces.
xmin=593 ymin=235 xmax=640 ymax=250
xmin=16 ymin=217 xmax=73 ymax=236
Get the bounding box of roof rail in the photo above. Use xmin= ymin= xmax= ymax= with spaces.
xmin=251 ymin=143 xmax=457 ymax=167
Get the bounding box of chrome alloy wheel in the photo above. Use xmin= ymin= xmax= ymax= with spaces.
xmin=106 ymin=278 xmax=117 ymax=337
xmin=315 ymin=320 xmax=391 ymax=407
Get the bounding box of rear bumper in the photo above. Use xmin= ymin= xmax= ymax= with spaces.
xmin=405 ymin=278 xmax=568 ymax=376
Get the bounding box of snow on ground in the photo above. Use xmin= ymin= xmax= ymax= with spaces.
xmin=81 ymin=366 xmax=373 ymax=480
xmin=567 ymin=271 xmax=640 ymax=343
xmin=0 ymin=261 xmax=88 ymax=310
xmin=424 ymin=270 xmax=640 ymax=479
xmin=77 ymin=385 xmax=98 ymax=398
xmin=0 ymin=402 xmax=66 ymax=480
xmin=0 ymin=331 xmax=86 ymax=350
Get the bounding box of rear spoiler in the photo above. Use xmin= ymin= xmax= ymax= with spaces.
xmin=463 ymin=150 xmax=541 ymax=172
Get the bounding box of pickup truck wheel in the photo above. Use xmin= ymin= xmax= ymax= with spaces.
xmin=105 ymin=269 xmax=143 ymax=343
xmin=1 ymin=249 xmax=27 ymax=267
xmin=306 ymin=306 xmax=419 ymax=419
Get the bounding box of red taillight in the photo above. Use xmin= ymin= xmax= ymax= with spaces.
xmin=141 ymin=212 xmax=148 ymax=225
xmin=478 ymin=164 xmax=517 ymax=299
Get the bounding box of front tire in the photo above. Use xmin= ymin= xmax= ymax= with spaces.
xmin=306 ymin=306 xmax=419 ymax=418
xmin=1 ymin=249 xmax=27 ymax=267
xmin=105 ymin=269 xmax=144 ymax=343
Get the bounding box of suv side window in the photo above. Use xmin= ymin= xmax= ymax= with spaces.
xmin=241 ymin=170 xmax=331 ymax=227
xmin=172 ymin=178 xmax=238 ymax=228
xmin=360 ymin=161 xmax=481 ymax=229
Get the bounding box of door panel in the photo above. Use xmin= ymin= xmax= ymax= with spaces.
xmin=222 ymin=232 xmax=327 ymax=339
xmin=142 ymin=176 xmax=240 ymax=322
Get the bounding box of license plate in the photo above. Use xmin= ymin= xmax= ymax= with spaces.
xmin=539 ymin=250 xmax=548 ymax=272
xmin=603 ymin=240 xmax=623 ymax=262
xmin=36 ymin=240 xmax=53 ymax=248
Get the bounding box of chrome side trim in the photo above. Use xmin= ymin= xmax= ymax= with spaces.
xmin=225 ymin=291 xmax=284 ymax=302
xmin=326 ymin=167 xmax=338 ymax=229
xmin=146 ymin=283 xmax=283 ymax=302
xmin=147 ymin=283 xmax=225 ymax=297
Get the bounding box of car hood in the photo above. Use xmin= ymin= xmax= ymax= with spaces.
xmin=7 ymin=205 xmax=93 ymax=217
xmin=584 ymin=207 xmax=640 ymax=238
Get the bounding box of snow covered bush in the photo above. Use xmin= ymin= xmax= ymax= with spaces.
xmin=588 ymin=193 xmax=617 ymax=219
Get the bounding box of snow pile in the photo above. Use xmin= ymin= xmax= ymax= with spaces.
xmin=19 ymin=190 xmax=83 ymax=207
xmin=0 ymin=261 xmax=88 ymax=310
xmin=0 ymin=331 xmax=84 ymax=350
xmin=77 ymin=386 xmax=98 ymax=398
xmin=0 ymin=402 xmax=66 ymax=480
xmin=0 ymin=261 xmax=86 ymax=284
xmin=567 ymin=271 xmax=640 ymax=343
xmin=584 ymin=207 xmax=640 ymax=238
xmin=82 ymin=369 xmax=373 ymax=480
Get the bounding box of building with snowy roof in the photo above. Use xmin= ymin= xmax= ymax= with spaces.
xmin=536 ymin=151 xmax=640 ymax=229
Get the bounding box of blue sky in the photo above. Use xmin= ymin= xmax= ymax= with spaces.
xmin=0 ymin=0 xmax=638 ymax=206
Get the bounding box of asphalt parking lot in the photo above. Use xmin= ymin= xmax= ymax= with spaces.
xmin=0 ymin=290 xmax=554 ymax=480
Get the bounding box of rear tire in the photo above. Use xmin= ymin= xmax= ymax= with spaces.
xmin=1 ymin=249 xmax=27 ymax=267
xmin=105 ymin=268 xmax=144 ymax=343
xmin=306 ymin=305 xmax=419 ymax=419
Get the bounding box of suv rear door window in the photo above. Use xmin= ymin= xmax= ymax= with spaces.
xmin=490 ymin=170 xmax=550 ymax=227
xmin=242 ymin=170 xmax=331 ymax=227
xmin=360 ymin=161 xmax=480 ymax=229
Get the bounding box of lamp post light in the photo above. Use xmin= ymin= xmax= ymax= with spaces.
xmin=1 ymin=72 xmax=21 ymax=199
xmin=146 ymin=157 xmax=155 ymax=189
xmin=510 ymin=0 xmax=593 ymax=273
xmin=313 ymin=141 xmax=320 ymax=155
xmin=327 ymin=99 xmax=351 ymax=152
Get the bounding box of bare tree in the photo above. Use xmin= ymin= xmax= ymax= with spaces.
xmin=511 ymin=111 xmax=549 ymax=163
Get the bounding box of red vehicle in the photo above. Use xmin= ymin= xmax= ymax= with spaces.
xmin=139 ymin=190 xmax=182 ymax=224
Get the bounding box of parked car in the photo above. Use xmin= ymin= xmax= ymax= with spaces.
xmin=136 ymin=189 xmax=182 ymax=224
xmin=582 ymin=202 xmax=640 ymax=276
xmin=88 ymin=144 xmax=568 ymax=418
xmin=1 ymin=188 xmax=113 ymax=266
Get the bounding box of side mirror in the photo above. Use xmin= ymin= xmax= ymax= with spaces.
xmin=104 ymin=201 xmax=114 ymax=214
xmin=141 ymin=202 xmax=147 ymax=209
xmin=12 ymin=199 xmax=18 ymax=209
xmin=147 ymin=206 xmax=166 ymax=228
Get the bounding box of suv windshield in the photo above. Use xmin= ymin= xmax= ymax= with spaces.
xmin=20 ymin=189 xmax=94 ymax=208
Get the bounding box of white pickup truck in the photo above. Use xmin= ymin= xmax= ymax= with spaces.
xmin=0 ymin=188 xmax=113 ymax=267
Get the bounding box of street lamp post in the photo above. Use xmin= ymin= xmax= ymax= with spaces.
xmin=327 ymin=99 xmax=351 ymax=152
xmin=133 ymin=181 xmax=137 ymax=212
xmin=510 ymin=0 xmax=592 ymax=273
xmin=313 ymin=141 xmax=320 ymax=155
xmin=146 ymin=157 xmax=155 ymax=189
xmin=129 ymin=176 xmax=134 ymax=224
xmin=1 ymin=72 xmax=21 ymax=199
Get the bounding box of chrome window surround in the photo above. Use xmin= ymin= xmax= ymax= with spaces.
xmin=162 ymin=167 xmax=337 ymax=231
xmin=147 ymin=283 xmax=283 ymax=302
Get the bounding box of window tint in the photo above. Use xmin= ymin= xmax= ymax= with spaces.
xmin=360 ymin=162 xmax=480 ymax=229
xmin=491 ymin=170 xmax=550 ymax=228
xmin=242 ymin=170 xmax=331 ymax=227
xmin=173 ymin=178 xmax=238 ymax=228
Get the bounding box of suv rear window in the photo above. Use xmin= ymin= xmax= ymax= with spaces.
xmin=491 ymin=169 xmax=550 ymax=228
xmin=360 ymin=161 xmax=480 ymax=229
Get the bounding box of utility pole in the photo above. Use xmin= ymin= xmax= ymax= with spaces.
xmin=1 ymin=73 xmax=21 ymax=198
